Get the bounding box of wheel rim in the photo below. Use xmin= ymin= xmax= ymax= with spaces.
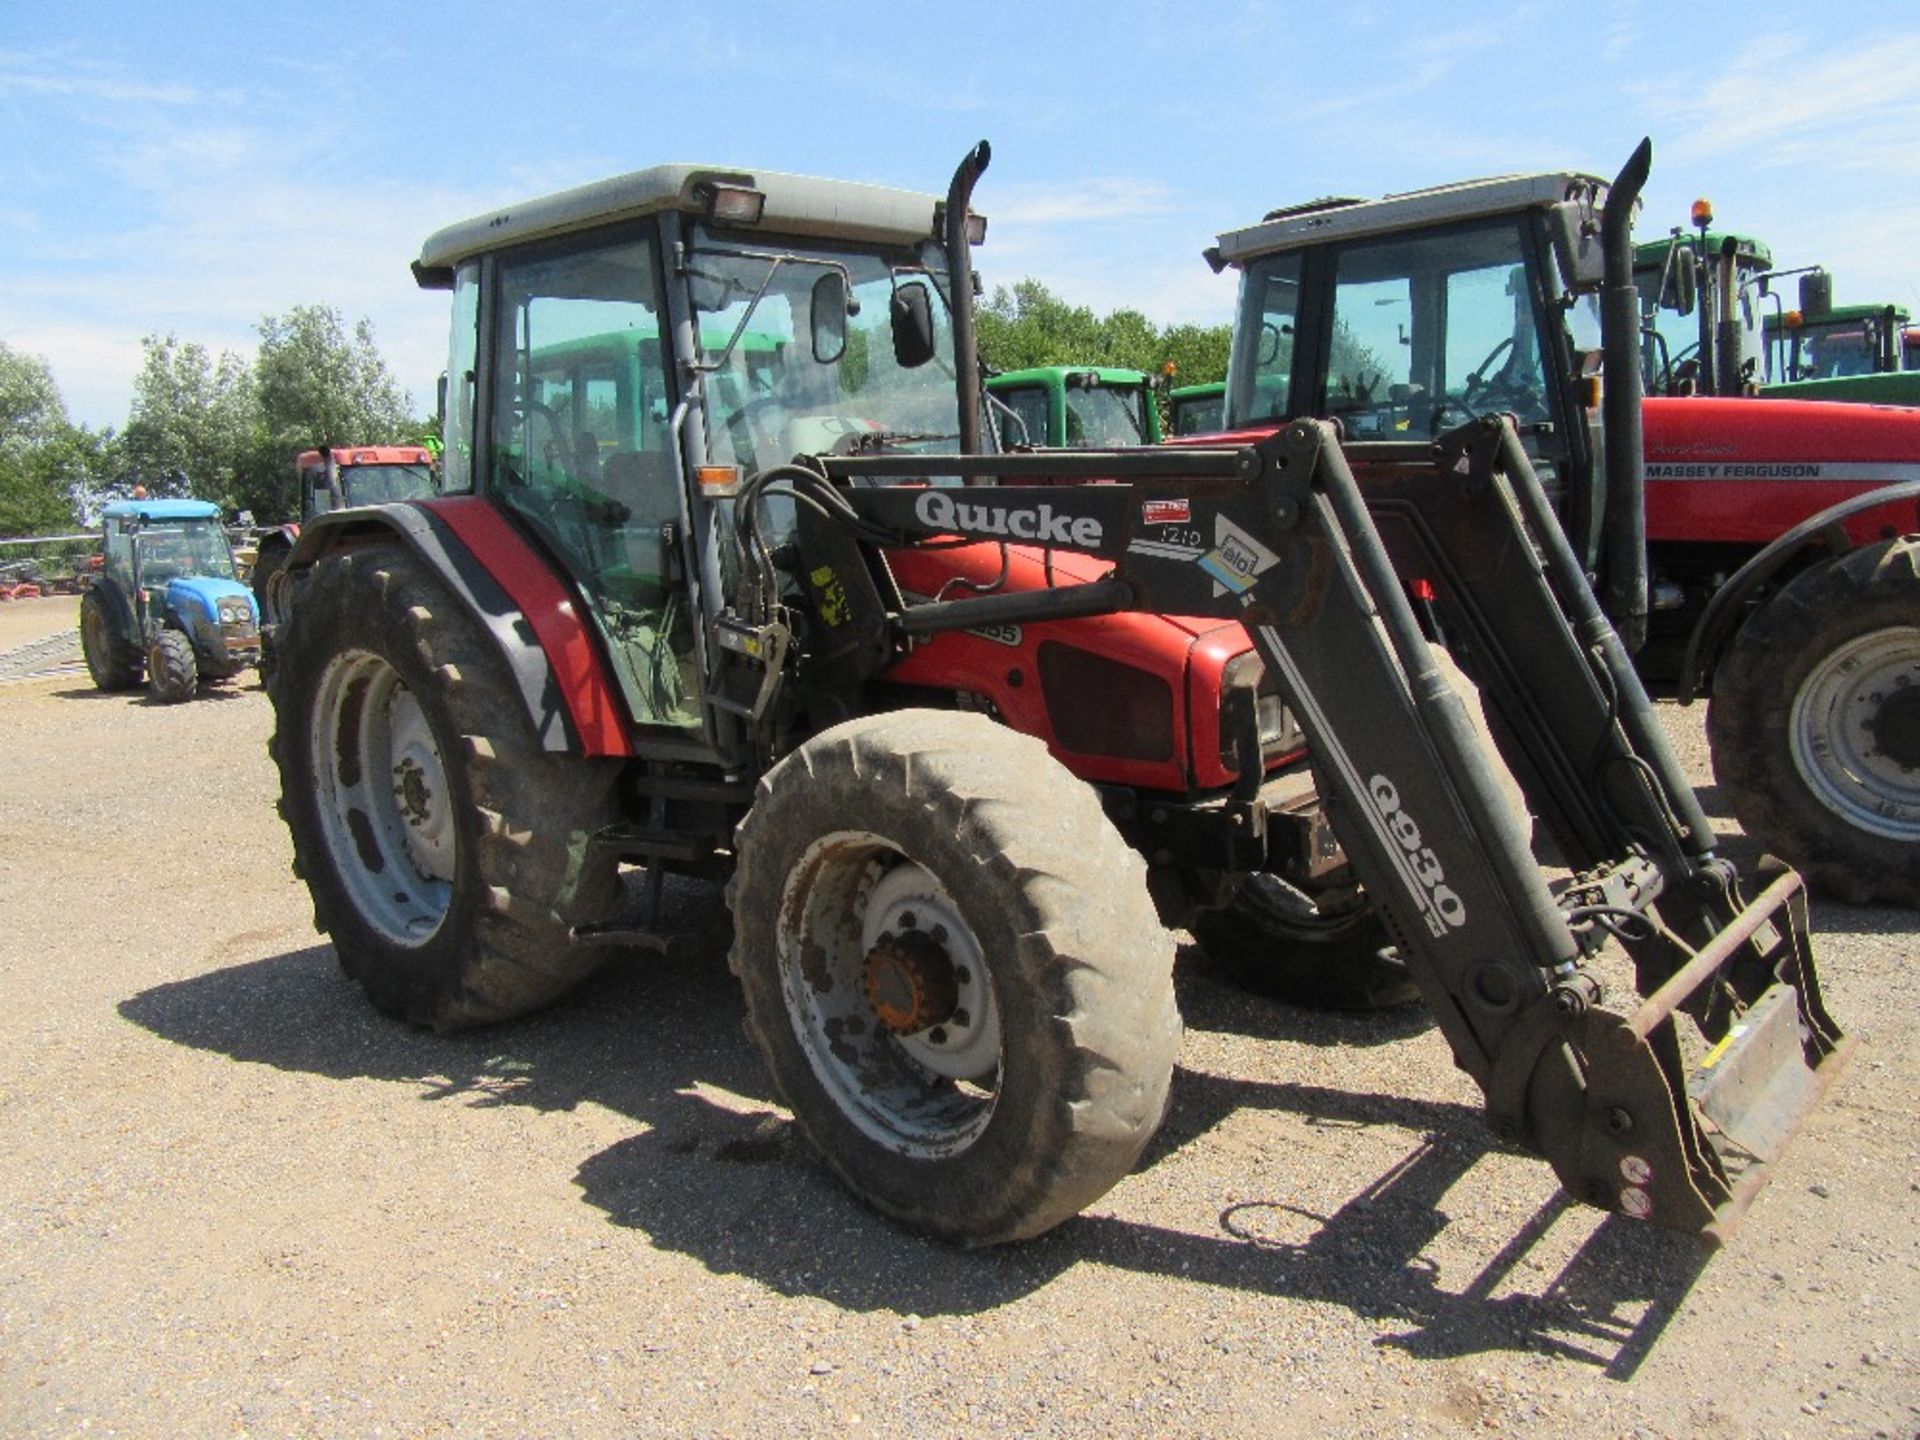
xmin=1789 ymin=625 xmax=1920 ymax=842
xmin=778 ymin=832 xmax=1002 ymax=1158
xmin=311 ymin=649 xmax=455 ymax=945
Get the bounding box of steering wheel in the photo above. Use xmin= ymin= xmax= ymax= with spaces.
xmin=1460 ymin=337 xmax=1515 ymax=403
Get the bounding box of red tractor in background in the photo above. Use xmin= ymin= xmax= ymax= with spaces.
xmin=250 ymin=444 xmax=439 ymax=615
xmin=262 ymin=141 xmax=1848 ymax=1249
xmin=1201 ymin=165 xmax=1920 ymax=908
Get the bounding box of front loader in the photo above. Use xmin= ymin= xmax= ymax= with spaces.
xmin=266 ymin=141 xmax=1849 ymax=1247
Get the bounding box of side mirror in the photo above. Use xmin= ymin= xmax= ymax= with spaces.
xmin=891 ymin=280 xmax=936 ymax=369
xmin=810 ymin=272 xmax=849 ymax=364
xmin=1257 ymin=321 xmax=1285 ymax=366
xmin=1547 ymin=200 xmax=1606 ymax=293
xmin=1799 ymin=270 xmax=1833 ymax=319
xmin=1666 ymin=250 xmax=1698 ymax=316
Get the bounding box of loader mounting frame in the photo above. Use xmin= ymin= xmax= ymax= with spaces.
xmin=794 ymin=415 xmax=1850 ymax=1240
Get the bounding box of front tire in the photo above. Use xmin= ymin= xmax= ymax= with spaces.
xmin=146 ymin=628 xmax=198 ymax=703
xmin=270 ymin=541 xmax=625 ymax=1029
xmin=1708 ymin=537 xmax=1920 ymax=907
xmin=729 ymin=710 xmax=1181 ymax=1245
xmin=1191 ymin=874 xmax=1420 ymax=1009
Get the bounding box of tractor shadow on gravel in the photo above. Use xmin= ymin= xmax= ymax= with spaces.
xmin=120 ymin=876 xmax=1705 ymax=1377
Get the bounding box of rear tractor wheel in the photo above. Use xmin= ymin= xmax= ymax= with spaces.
xmin=729 ymin=710 xmax=1181 ymax=1245
xmin=79 ymin=583 xmax=143 ymax=691
xmin=270 ymin=541 xmax=625 ymax=1029
xmin=1709 ymin=536 xmax=1920 ymax=907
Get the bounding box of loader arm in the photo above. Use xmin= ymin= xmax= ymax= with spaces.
xmin=813 ymin=417 xmax=1848 ymax=1240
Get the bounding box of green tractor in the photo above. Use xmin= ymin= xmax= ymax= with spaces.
xmin=1167 ymin=380 xmax=1227 ymax=435
xmin=79 ymin=498 xmax=262 ymax=703
xmin=985 ymin=365 xmax=1162 ymax=446
xmin=1636 ymin=211 xmax=1920 ymax=405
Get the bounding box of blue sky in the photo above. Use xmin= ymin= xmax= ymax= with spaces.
xmin=5 ymin=0 xmax=1918 ymax=430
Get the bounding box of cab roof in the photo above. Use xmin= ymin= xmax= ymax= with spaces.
xmin=297 ymin=446 xmax=434 ymax=468
xmin=1634 ymin=231 xmax=1773 ymax=269
xmin=1764 ymin=303 xmax=1913 ymax=329
xmin=417 ymin=163 xmax=963 ymax=277
xmin=1212 ymin=171 xmax=1602 ymax=268
xmin=103 ymin=498 xmax=221 ymax=521
xmin=987 ymin=366 xmax=1152 ymax=388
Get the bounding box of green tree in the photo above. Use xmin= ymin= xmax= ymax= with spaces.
xmin=121 ymin=334 xmax=265 ymax=509
xmin=256 ymin=305 xmax=415 ymax=455
xmin=0 ymin=342 xmax=89 ymax=536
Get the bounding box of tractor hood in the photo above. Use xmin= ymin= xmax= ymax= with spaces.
xmin=165 ymin=576 xmax=258 ymax=624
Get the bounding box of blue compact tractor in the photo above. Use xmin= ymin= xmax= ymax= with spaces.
xmin=79 ymin=498 xmax=262 ymax=702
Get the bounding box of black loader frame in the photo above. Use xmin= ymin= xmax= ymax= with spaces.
xmin=725 ymin=415 xmax=1850 ymax=1240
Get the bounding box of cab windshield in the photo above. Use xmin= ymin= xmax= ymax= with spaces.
xmin=689 ymin=227 xmax=970 ymax=469
xmin=340 ymin=464 xmax=438 ymax=506
xmin=132 ymin=519 xmax=238 ymax=583
xmin=1230 ymin=218 xmax=1575 ymax=439
xmin=1063 ymin=383 xmax=1151 ymax=446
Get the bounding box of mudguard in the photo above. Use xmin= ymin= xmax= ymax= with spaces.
xmin=280 ymin=497 xmax=633 ymax=756
xmin=1678 ymin=478 xmax=1920 ymax=702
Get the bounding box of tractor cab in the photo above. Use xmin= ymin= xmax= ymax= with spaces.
xmin=1634 ymin=227 xmax=1773 ymax=395
xmin=985 ymin=365 xmax=1163 ymax=447
xmin=1209 ymin=171 xmax=1615 ymax=571
xmin=411 ymin=163 xmax=993 ymax=736
xmin=1167 ymin=380 xmax=1227 ymax=435
xmin=1767 ymin=301 xmax=1912 ymax=382
xmin=298 ymin=446 xmax=439 ymax=517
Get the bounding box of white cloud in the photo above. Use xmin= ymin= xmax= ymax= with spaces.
xmin=1646 ymin=30 xmax=1920 ymax=167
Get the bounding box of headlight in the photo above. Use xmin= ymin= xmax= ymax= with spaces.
xmin=217 ymin=600 xmax=253 ymax=625
xmin=1220 ymin=651 xmax=1304 ymax=773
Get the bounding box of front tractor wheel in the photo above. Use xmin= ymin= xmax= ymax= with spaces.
xmin=270 ymin=542 xmax=624 ymax=1029
xmin=146 ymin=628 xmax=198 ymax=703
xmin=729 ymin=711 xmax=1181 ymax=1245
xmin=1709 ymin=536 xmax=1920 ymax=907
xmin=1191 ymin=874 xmax=1419 ymax=1009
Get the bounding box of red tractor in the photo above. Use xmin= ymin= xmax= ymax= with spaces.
xmin=1201 ymin=160 xmax=1920 ymax=907
xmin=250 ymin=444 xmax=439 ymax=615
xmin=267 ymin=143 xmax=1845 ymax=1247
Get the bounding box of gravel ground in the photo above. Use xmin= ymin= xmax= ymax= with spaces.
xmin=0 ymin=604 xmax=1914 ymax=1439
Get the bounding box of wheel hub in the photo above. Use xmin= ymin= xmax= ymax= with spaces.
xmin=1790 ymin=625 xmax=1920 ymax=840
xmin=1869 ymin=683 xmax=1920 ymax=772
xmin=311 ymin=650 xmax=455 ymax=946
xmin=863 ymin=927 xmax=960 ymax=1035
xmin=394 ymin=757 xmax=434 ymax=822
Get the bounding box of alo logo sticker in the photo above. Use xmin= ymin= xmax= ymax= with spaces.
xmin=1198 ymin=514 xmax=1280 ymax=596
